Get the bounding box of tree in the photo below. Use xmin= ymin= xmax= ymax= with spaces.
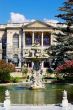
xmin=49 ymin=0 xmax=73 ymax=70
xmin=0 ymin=60 xmax=15 ymax=83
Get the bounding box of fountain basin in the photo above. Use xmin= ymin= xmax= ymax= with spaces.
xmin=30 ymin=84 xmax=45 ymax=90
xmin=0 ymin=83 xmax=73 ymax=104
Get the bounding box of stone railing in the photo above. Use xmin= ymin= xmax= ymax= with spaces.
xmin=1 ymin=89 xmax=72 ymax=110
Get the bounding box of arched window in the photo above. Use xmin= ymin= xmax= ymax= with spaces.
xmin=13 ymin=33 xmax=19 ymax=48
xmin=13 ymin=54 xmax=19 ymax=66
xmin=2 ymin=35 xmax=7 ymax=60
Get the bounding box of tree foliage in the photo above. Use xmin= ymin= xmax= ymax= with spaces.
xmin=49 ymin=0 xmax=73 ymax=70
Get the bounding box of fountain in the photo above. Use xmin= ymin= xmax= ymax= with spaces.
xmin=24 ymin=42 xmax=49 ymax=89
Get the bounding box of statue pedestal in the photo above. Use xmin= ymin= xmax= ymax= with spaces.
xmin=62 ymin=90 xmax=68 ymax=108
xmin=30 ymin=69 xmax=45 ymax=89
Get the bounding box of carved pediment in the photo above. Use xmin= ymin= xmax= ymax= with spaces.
xmin=23 ymin=20 xmax=54 ymax=29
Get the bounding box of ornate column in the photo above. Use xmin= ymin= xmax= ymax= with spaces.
xmin=41 ymin=32 xmax=44 ymax=69
xmin=32 ymin=32 xmax=34 ymax=68
xmin=32 ymin=32 xmax=34 ymax=44
xmin=41 ymin=61 xmax=43 ymax=69
xmin=23 ymin=31 xmax=25 ymax=48
xmin=19 ymin=33 xmax=22 ymax=68
xmin=50 ymin=31 xmax=55 ymax=45
xmin=23 ymin=31 xmax=25 ymax=59
xmin=41 ymin=32 xmax=43 ymax=47
xmin=32 ymin=62 xmax=34 ymax=68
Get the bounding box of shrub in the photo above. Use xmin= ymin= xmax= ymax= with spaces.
xmin=0 ymin=60 xmax=15 ymax=83
xmin=46 ymin=68 xmax=54 ymax=74
xmin=7 ymin=63 xmax=15 ymax=73
xmin=10 ymin=77 xmax=20 ymax=83
xmin=56 ymin=60 xmax=73 ymax=74
xmin=22 ymin=64 xmax=28 ymax=77
xmin=22 ymin=68 xmax=28 ymax=74
xmin=55 ymin=60 xmax=73 ymax=82
xmin=0 ymin=69 xmax=10 ymax=83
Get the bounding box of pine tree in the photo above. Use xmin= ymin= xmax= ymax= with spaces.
xmin=49 ymin=0 xmax=73 ymax=70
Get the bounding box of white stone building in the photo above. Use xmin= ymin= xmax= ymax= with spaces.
xmin=0 ymin=20 xmax=58 ymax=71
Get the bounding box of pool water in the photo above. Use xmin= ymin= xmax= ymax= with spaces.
xmin=0 ymin=83 xmax=73 ymax=104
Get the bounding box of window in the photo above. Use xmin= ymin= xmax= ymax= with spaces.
xmin=2 ymin=35 xmax=7 ymax=60
xmin=13 ymin=54 xmax=19 ymax=66
xmin=13 ymin=33 xmax=19 ymax=48
xmin=25 ymin=32 xmax=32 ymax=45
xmin=34 ymin=32 xmax=41 ymax=45
xmin=44 ymin=61 xmax=50 ymax=68
xmin=43 ymin=33 xmax=51 ymax=46
xmin=27 ymin=62 xmax=32 ymax=67
xmin=24 ymin=61 xmax=32 ymax=67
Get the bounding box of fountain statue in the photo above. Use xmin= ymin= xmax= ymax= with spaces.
xmin=62 ymin=90 xmax=68 ymax=110
xmin=30 ymin=62 xmax=45 ymax=89
xmin=24 ymin=42 xmax=49 ymax=89
xmin=3 ymin=90 xmax=11 ymax=110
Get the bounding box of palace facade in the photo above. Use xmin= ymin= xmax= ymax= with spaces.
xmin=0 ymin=20 xmax=58 ymax=71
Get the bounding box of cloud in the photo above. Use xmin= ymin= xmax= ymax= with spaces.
xmin=8 ymin=12 xmax=35 ymax=23
xmin=8 ymin=12 xmax=59 ymax=24
xmin=43 ymin=18 xmax=59 ymax=23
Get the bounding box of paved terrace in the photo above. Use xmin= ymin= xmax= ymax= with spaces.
xmin=0 ymin=104 xmax=73 ymax=110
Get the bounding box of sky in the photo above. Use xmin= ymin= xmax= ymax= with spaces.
xmin=0 ymin=0 xmax=64 ymax=24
